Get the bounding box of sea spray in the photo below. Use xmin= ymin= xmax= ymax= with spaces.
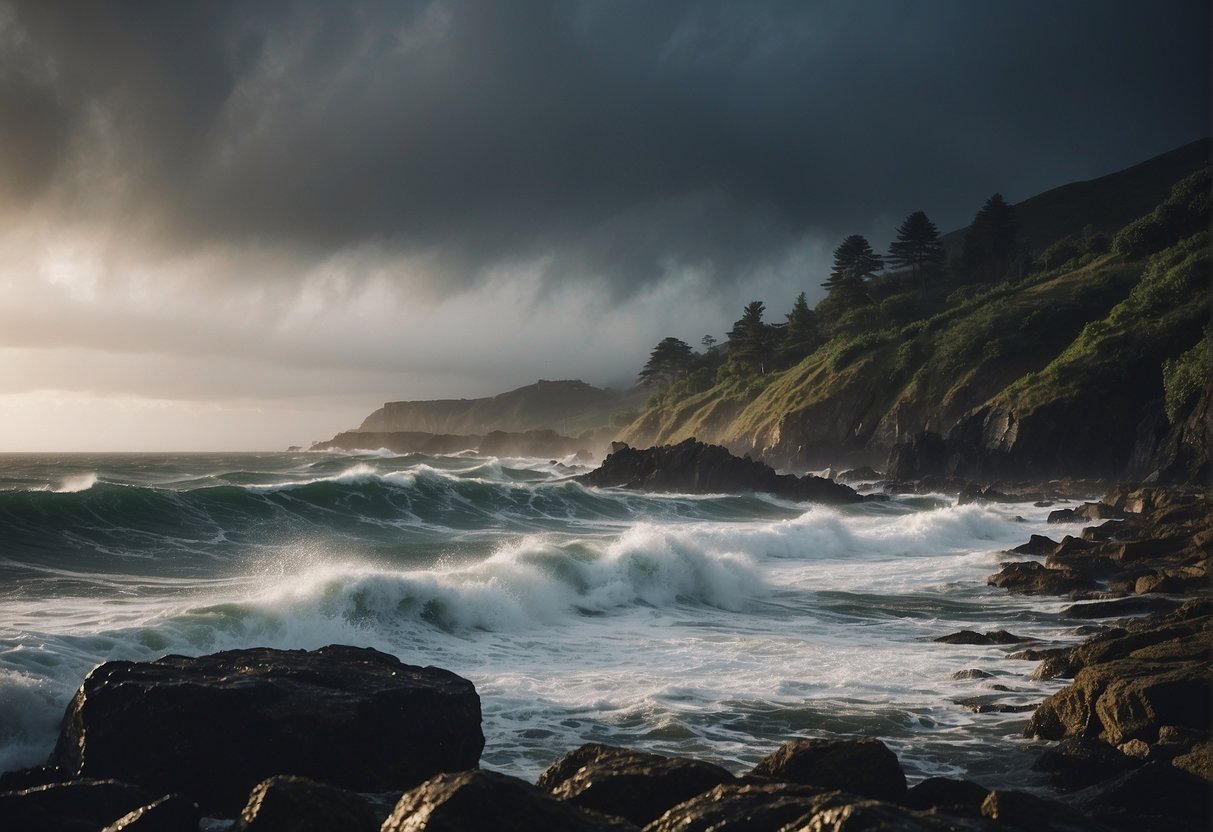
xmin=0 ymin=451 xmax=1085 ymax=784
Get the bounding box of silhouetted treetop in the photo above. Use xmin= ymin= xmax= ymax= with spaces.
xmin=728 ymin=301 xmax=778 ymax=374
xmin=780 ymin=291 xmax=821 ymax=366
xmin=888 ymin=210 xmax=944 ymax=285
xmin=823 ymin=234 xmax=884 ymax=290
xmin=638 ymin=337 xmax=694 ymax=388
xmin=962 ymin=193 xmax=1020 ymax=282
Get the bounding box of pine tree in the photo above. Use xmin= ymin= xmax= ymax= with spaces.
xmin=887 ymin=210 xmax=943 ymax=288
xmin=780 ymin=292 xmax=820 ymax=365
xmin=638 ymin=337 xmax=694 ymax=388
xmin=728 ymin=301 xmax=777 ymax=374
xmin=961 ymin=194 xmax=1019 ymax=282
xmin=822 ymin=234 xmax=884 ymax=291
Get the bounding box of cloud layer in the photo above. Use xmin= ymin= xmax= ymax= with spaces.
xmin=0 ymin=0 xmax=1207 ymax=448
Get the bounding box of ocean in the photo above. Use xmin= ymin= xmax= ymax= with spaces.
xmin=0 ymin=450 xmax=1084 ymax=788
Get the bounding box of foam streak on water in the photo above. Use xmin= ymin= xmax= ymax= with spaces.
xmin=0 ymin=452 xmax=1087 ymax=785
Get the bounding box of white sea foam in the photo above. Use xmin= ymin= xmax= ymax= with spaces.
xmin=52 ymin=472 xmax=98 ymax=493
xmin=0 ymin=450 xmax=1084 ymax=786
xmin=0 ymin=669 xmax=66 ymax=773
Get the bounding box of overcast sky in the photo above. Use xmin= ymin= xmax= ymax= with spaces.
xmin=0 ymin=0 xmax=1208 ymax=450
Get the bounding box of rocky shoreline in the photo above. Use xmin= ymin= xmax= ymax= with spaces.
xmin=1 ymin=480 xmax=1207 ymax=831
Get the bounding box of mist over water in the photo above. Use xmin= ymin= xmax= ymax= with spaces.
xmin=0 ymin=451 xmax=1087 ymax=784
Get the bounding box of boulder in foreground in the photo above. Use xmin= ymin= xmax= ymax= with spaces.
xmin=51 ymin=645 xmax=484 ymax=815
xmin=749 ymin=736 xmax=908 ymax=802
xmin=576 ymin=439 xmax=868 ymax=504
xmin=536 ymin=743 xmax=734 ymax=826
xmin=381 ymin=769 xmax=637 ymax=832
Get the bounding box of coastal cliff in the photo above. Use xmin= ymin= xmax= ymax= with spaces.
xmin=359 ymin=380 xmax=646 ymax=437
xmin=618 ymin=142 xmax=1211 ymax=481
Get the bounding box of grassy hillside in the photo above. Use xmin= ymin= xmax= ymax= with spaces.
xmin=620 ymin=151 xmax=1211 ymax=476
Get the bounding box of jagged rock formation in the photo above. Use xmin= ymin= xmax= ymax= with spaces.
xmin=576 ymin=439 xmax=869 ymax=504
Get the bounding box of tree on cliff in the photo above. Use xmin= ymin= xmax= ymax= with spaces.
xmin=638 ymin=337 xmax=695 ymax=388
xmin=822 ymin=234 xmax=884 ymax=291
xmin=728 ymin=301 xmax=778 ymax=374
xmin=887 ymin=210 xmax=943 ymax=288
xmin=961 ymin=194 xmax=1019 ymax=282
xmin=779 ymin=292 xmax=821 ymax=366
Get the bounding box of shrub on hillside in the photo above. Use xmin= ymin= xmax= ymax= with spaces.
xmin=1163 ymin=332 xmax=1209 ymax=423
xmin=1112 ymin=167 xmax=1211 ymax=259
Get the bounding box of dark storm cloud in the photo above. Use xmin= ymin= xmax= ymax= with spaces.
xmin=2 ymin=0 xmax=1208 ymax=294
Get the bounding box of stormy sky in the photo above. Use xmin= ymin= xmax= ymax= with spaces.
xmin=0 ymin=0 xmax=1208 ymax=450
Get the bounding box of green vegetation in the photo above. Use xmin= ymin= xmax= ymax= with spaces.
xmin=1111 ymin=167 xmax=1211 ymax=259
xmin=638 ymin=337 xmax=694 ymax=388
xmin=887 ymin=210 xmax=944 ymax=288
xmin=620 ymin=150 xmax=1211 ymax=469
xmin=1163 ymin=332 xmax=1209 ymax=424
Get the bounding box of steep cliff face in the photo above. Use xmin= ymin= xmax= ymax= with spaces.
xmin=938 ymin=230 xmax=1210 ymax=480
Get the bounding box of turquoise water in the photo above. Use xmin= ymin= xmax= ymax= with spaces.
xmin=0 ymin=451 xmax=1086 ymax=786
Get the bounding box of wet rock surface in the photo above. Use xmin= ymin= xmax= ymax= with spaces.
xmin=979 ymin=485 xmax=1212 ymax=832
xmin=749 ymin=737 xmax=908 ymax=803
xmin=577 ymin=439 xmax=870 ymax=504
xmin=50 ymin=645 xmax=484 ymax=815
xmin=537 ymin=744 xmax=734 ymax=827
xmin=381 ymin=769 xmax=637 ymax=832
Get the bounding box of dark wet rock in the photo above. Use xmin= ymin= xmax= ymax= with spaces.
xmin=642 ymin=782 xmax=830 ymax=832
xmin=749 ymin=737 xmax=907 ymax=802
xmin=1010 ymin=646 xmax=1067 ymax=663
xmin=1048 ymin=534 xmax=1095 ymax=557
xmin=0 ymin=764 xmax=64 ymax=792
xmin=902 ymin=777 xmax=989 ymax=816
xmin=1031 ymin=737 xmax=1138 ymax=790
xmin=101 ymin=794 xmax=200 ymax=832
xmin=1010 ymin=534 xmax=1058 ymax=556
xmin=1074 ymin=760 xmax=1211 ymax=829
xmin=536 ymin=744 xmax=734 ymax=827
xmin=50 ymin=645 xmax=485 ymax=815
xmin=954 ymin=696 xmax=1038 ymax=714
xmin=1134 ymin=569 xmax=1206 ymax=594
xmin=1048 ymin=508 xmax=1082 ymax=524
xmin=1060 ymin=596 xmax=1183 ymax=618
xmin=1058 ymin=502 xmax=1125 ymax=522
xmin=1114 ymin=535 xmax=1191 ymax=563
xmin=671 ymin=784 xmax=1005 ymax=831
xmin=576 ymin=439 xmax=868 ymax=505
xmin=1026 ymin=658 xmax=1210 ymax=744
xmin=951 ymin=669 xmax=994 ymax=680
xmin=381 ymin=769 xmax=636 ymax=832
xmin=0 ymin=779 xmax=153 ymax=832
xmin=987 ymin=560 xmax=1099 ymax=595
xmin=231 ymin=775 xmax=380 ymax=832
xmin=787 ymin=793 xmax=990 ymax=830
xmin=934 ymin=629 xmax=1029 ymax=645
xmin=957 ymin=483 xmax=1015 ymax=505
xmin=980 ymin=789 xmax=1104 ymax=831
xmin=1171 ymin=740 xmax=1213 ymax=781
xmin=837 ymin=465 xmax=882 ymax=483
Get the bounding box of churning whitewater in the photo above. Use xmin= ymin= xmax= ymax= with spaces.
xmin=0 ymin=451 xmax=1084 ymax=787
